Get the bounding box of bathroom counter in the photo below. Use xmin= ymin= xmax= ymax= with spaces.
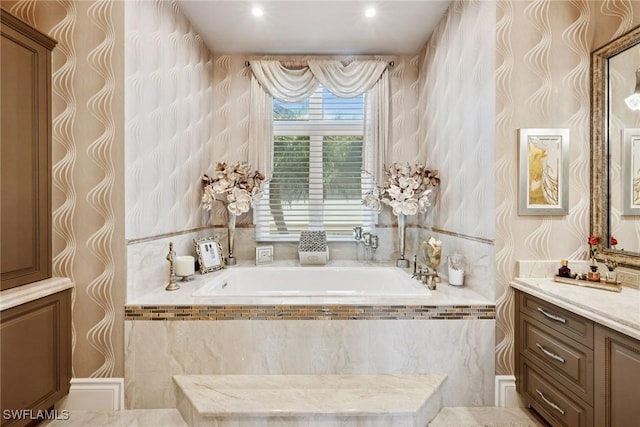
xmin=0 ymin=277 xmax=74 ymax=311
xmin=511 ymin=277 xmax=640 ymax=340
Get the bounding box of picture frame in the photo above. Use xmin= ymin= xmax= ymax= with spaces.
xmin=193 ymin=237 xmax=224 ymax=274
xmin=255 ymin=245 xmax=274 ymax=265
xmin=517 ymin=128 xmax=570 ymax=215
xmin=622 ymin=128 xmax=640 ymax=215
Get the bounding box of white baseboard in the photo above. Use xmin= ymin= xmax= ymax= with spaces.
xmin=495 ymin=375 xmax=520 ymax=407
xmin=57 ymin=378 xmax=124 ymax=411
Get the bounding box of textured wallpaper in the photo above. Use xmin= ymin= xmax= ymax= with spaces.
xmin=124 ymin=0 xmax=215 ymax=240
xmin=5 ymin=0 xmax=126 ymax=378
xmin=418 ymin=0 xmax=496 ymax=241
xmin=493 ymin=0 xmax=640 ymax=375
xmin=6 ymin=0 xmax=640 ymax=383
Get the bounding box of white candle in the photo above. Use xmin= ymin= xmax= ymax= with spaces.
xmin=175 ymin=256 xmax=195 ymax=277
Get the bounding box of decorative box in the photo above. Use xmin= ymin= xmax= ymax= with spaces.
xmin=298 ymin=231 xmax=329 ymax=265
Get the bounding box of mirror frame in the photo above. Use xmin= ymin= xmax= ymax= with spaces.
xmin=591 ymin=25 xmax=640 ymax=268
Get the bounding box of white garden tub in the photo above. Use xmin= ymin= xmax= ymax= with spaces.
xmin=191 ymin=266 xmax=430 ymax=297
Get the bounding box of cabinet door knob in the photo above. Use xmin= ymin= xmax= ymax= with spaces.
xmin=537 ymin=307 xmax=567 ymax=324
xmin=536 ymin=343 xmax=566 ymax=363
xmin=535 ymin=389 xmax=566 ymax=415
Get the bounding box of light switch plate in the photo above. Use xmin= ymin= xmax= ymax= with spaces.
xmin=255 ymin=245 xmax=274 ymax=265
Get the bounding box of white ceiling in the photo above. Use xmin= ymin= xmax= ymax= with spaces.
xmin=176 ymin=1 xmax=452 ymax=55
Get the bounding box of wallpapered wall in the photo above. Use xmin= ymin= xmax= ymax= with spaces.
xmin=6 ymin=0 xmax=640 ymax=381
xmin=492 ymin=0 xmax=640 ymax=375
xmin=4 ymin=0 xmax=126 ymax=378
xmin=124 ymin=0 xmax=214 ymax=241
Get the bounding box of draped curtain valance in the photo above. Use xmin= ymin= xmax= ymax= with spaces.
xmin=249 ymin=60 xmax=388 ymax=101
xmin=248 ymin=59 xmax=389 ymax=182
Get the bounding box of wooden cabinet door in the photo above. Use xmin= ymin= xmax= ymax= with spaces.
xmin=1 ymin=9 xmax=56 ymax=290
xmin=0 ymin=289 xmax=71 ymax=426
xmin=594 ymin=325 xmax=640 ymax=427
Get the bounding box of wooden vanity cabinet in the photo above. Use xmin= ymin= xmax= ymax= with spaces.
xmin=516 ymin=290 xmax=640 ymax=427
xmin=594 ymin=325 xmax=640 ymax=427
xmin=1 ymin=8 xmax=56 ymax=291
xmin=1 ymin=289 xmax=71 ymax=427
xmin=516 ymin=291 xmax=594 ymax=427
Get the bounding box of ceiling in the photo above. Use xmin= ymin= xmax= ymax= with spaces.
xmin=176 ymin=1 xmax=452 ymax=56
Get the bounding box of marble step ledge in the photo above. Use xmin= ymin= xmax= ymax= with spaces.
xmin=174 ymin=374 xmax=447 ymax=427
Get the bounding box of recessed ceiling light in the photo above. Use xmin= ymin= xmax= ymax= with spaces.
xmin=252 ymin=6 xmax=264 ymax=17
xmin=365 ymin=7 xmax=376 ymax=18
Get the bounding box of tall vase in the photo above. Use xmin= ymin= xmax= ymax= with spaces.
xmin=226 ymin=212 xmax=237 ymax=265
xmin=396 ymin=213 xmax=410 ymax=268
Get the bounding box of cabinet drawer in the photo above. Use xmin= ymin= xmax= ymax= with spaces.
xmin=520 ymin=314 xmax=593 ymax=405
xmin=521 ymin=358 xmax=593 ymax=427
xmin=519 ymin=292 xmax=593 ymax=348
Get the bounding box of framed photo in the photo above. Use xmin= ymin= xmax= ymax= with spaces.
xmin=255 ymin=245 xmax=274 ymax=265
xmin=518 ymin=128 xmax=570 ymax=215
xmin=193 ymin=237 xmax=224 ymax=274
xmin=622 ymin=129 xmax=640 ymax=215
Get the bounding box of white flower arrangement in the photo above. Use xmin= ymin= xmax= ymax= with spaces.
xmin=363 ymin=162 xmax=440 ymax=216
xmin=201 ymin=162 xmax=267 ymax=215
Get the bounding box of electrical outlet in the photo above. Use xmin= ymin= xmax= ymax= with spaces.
xmin=617 ymin=268 xmax=640 ymax=289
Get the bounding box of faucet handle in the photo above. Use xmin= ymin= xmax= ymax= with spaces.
xmin=353 ymin=226 xmax=363 ymax=241
xmin=362 ymin=232 xmax=371 ymax=246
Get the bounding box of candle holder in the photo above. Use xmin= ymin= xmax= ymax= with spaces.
xmin=177 ymin=274 xmax=193 ymax=282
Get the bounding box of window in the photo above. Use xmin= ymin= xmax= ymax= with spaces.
xmin=255 ymin=86 xmax=375 ymax=241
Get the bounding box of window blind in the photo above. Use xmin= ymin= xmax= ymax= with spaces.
xmin=255 ymin=86 xmax=375 ymax=242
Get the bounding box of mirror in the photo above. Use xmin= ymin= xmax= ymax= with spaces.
xmin=591 ymin=26 xmax=640 ymax=268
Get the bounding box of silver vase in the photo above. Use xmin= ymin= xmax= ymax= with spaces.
xmin=396 ymin=213 xmax=410 ymax=268
xmin=226 ymin=213 xmax=237 ymax=265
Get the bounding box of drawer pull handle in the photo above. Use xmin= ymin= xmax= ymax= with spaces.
xmin=537 ymin=307 xmax=567 ymax=324
xmin=536 ymin=389 xmax=566 ymax=415
xmin=536 ymin=343 xmax=566 ymax=363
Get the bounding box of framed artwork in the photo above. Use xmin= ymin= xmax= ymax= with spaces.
xmin=518 ymin=128 xmax=570 ymax=215
xmin=193 ymin=237 xmax=224 ymax=274
xmin=622 ymin=128 xmax=640 ymax=215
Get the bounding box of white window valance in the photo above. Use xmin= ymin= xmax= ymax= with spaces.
xmin=248 ymin=59 xmax=389 ymax=181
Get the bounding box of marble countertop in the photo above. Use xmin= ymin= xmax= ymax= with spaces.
xmin=511 ymin=277 xmax=640 ymax=341
xmin=174 ymin=374 xmax=446 ymax=417
xmin=127 ymin=260 xmax=493 ymax=307
xmin=0 ymin=277 xmax=74 ymax=311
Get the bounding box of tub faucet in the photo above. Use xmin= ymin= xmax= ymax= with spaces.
xmin=411 ymin=254 xmax=437 ymax=289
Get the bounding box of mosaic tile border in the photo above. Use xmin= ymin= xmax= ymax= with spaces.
xmin=124 ymin=304 xmax=495 ymax=321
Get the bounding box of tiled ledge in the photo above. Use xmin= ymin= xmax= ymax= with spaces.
xmin=124 ymin=304 xmax=495 ymax=321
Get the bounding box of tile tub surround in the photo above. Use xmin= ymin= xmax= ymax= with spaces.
xmin=127 ymin=225 xmax=496 ymax=302
xmin=510 ymin=277 xmax=640 ymax=341
xmin=124 ymin=319 xmax=495 ymax=410
xmin=174 ymin=374 xmax=445 ymax=427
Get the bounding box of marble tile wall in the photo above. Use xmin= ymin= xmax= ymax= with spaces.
xmin=124 ymin=319 xmax=495 ymax=409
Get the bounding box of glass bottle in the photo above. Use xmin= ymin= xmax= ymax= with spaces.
xmin=558 ymin=260 xmax=571 ymax=278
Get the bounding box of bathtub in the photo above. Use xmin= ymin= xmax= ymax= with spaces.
xmin=191 ymin=266 xmax=431 ymax=297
